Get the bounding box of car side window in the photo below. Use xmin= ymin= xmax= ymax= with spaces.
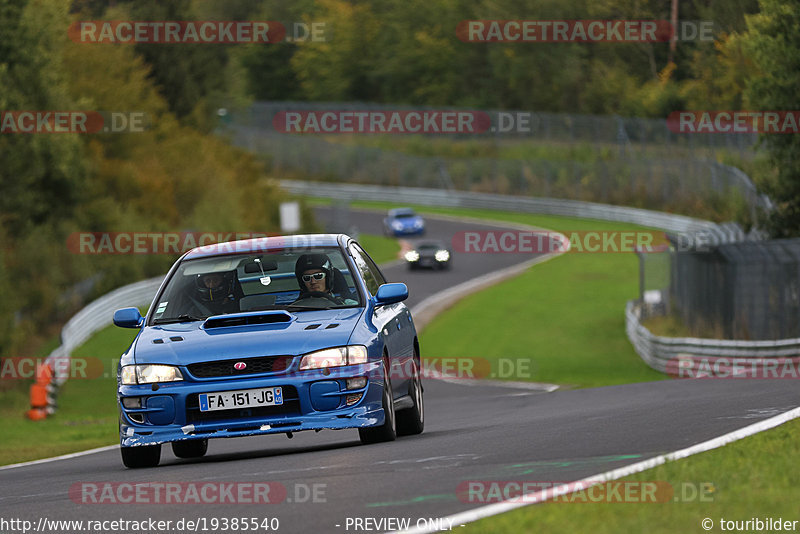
xmin=348 ymin=244 xmax=381 ymax=296
xmin=357 ymin=244 xmax=386 ymax=286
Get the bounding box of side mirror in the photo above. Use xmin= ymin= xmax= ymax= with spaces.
xmin=374 ymin=283 xmax=408 ymax=306
xmin=113 ymin=307 xmax=143 ymax=328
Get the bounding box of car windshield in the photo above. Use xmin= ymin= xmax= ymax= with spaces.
xmin=150 ymin=246 xmax=361 ymax=324
xmin=418 ymin=243 xmax=443 ymax=250
xmin=392 ymin=210 xmax=416 ymax=218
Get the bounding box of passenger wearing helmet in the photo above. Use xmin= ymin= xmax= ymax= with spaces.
xmin=293 ymin=253 xmax=357 ymax=306
xmin=194 ymin=271 xmax=240 ymax=315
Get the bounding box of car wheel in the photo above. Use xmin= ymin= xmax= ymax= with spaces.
xmin=359 ymin=360 xmax=396 ymax=444
xmin=120 ymin=444 xmax=161 ymax=468
xmin=396 ymin=356 xmax=424 ymax=436
xmin=171 ymin=439 xmax=208 ymax=459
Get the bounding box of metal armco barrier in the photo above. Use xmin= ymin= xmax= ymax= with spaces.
xmin=280 ymin=180 xmax=760 ymax=246
xmin=24 ymin=182 xmax=781 ymax=420
xmin=28 ymin=276 xmax=164 ymax=419
xmin=626 ymin=300 xmax=800 ymax=375
xmin=279 ymin=180 xmax=789 ymax=374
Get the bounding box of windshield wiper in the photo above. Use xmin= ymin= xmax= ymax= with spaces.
xmin=153 ymin=314 xmax=205 ymax=325
xmin=284 ymin=305 xmax=329 ymax=311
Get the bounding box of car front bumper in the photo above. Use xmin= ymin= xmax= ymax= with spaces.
xmin=118 ymin=361 xmax=386 ymax=447
xmin=391 ymin=226 xmax=425 ymax=236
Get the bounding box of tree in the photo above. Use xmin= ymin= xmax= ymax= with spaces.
xmin=739 ymin=0 xmax=800 ymax=236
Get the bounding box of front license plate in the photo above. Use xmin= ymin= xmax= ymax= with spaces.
xmin=199 ymin=387 xmax=283 ymax=412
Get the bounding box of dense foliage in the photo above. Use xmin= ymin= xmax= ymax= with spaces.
xmin=0 ymin=0 xmax=299 ymax=355
xmin=1 ymin=0 xmax=797 ymax=355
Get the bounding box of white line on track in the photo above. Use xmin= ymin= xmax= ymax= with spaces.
xmin=393 ymin=405 xmax=800 ymax=534
xmin=0 ymin=444 xmax=118 ymax=471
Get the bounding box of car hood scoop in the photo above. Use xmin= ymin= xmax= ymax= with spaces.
xmin=203 ymin=311 xmax=293 ymax=329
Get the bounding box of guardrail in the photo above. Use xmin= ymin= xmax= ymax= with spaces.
xmin=280 ymin=179 xmax=753 ymax=243
xmin=625 ymin=299 xmax=800 ymax=376
xmin=26 ymin=182 xmax=780 ymax=420
xmin=28 ymin=277 xmax=163 ymax=419
xmin=281 ymin=180 xmax=793 ymax=372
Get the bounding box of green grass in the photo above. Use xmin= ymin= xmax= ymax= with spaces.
xmin=642 ymin=314 xmax=696 ymax=338
xmin=461 ymin=417 xmax=800 ymax=533
xmin=0 ymin=324 xmax=136 ymax=465
xmin=324 ymin=134 xmax=749 ymax=168
xmin=422 ymin=252 xmax=664 ymax=388
xmin=311 ymin=196 xmax=665 ymax=387
xmin=356 ymin=233 xmax=401 ymax=264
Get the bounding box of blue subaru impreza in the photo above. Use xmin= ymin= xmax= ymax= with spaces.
xmin=114 ymin=234 xmax=423 ymax=468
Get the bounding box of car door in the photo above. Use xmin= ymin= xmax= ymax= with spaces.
xmin=348 ymin=243 xmax=410 ymax=396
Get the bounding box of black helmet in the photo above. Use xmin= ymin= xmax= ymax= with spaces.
xmin=195 ymin=271 xmax=234 ymax=302
xmin=295 ymin=253 xmax=333 ymax=291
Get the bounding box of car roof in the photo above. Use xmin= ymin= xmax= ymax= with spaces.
xmin=183 ymin=234 xmax=347 ymax=260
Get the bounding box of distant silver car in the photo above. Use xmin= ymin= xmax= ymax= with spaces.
xmin=404 ymin=241 xmax=451 ymax=270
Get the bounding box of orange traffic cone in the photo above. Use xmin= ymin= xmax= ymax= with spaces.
xmin=26 ymin=362 xmax=54 ymax=420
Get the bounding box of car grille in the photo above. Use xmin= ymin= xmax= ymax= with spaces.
xmin=185 ymin=386 xmax=301 ymax=423
xmin=187 ymin=355 xmax=294 ymax=379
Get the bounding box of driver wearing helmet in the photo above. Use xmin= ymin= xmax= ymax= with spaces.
xmin=194 ymin=271 xmax=239 ymax=315
xmin=293 ymin=253 xmax=357 ymax=306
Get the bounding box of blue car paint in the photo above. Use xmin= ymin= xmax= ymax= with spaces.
xmin=117 ymin=234 xmax=417 ymax=448
xmin=384 ymin=209 xmax=425 ymax=237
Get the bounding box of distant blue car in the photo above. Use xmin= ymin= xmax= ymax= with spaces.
xmin=114 ymin=234 xmax=424 ymax=468
xmin=383 ymin=208 xmax=425 ymax=237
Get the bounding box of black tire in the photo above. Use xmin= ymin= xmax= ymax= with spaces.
xmin=172 ymin=439 xmax=208 ymax=459
xmin=396 ymin=356 xmax=424 ymax=436
xmin=359 ymin=361 xmax=396 ymax=444
xmin=120 ymin=444 xmax=161 ymax=468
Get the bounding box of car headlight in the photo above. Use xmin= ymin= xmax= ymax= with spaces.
xmin=405 ymin=250 xmax=420 ymax=262
xmin=299 ymin=345 xmax=368 ymax=370
xmin=120 ymin=364 xmax=184 ymax=385
xmin=435 ymin=250 xmax=450 ymax=262
xmin=392 ymin=221 xmax=404 ymax=230
xmin=414 ymin=219 xmax=424 ymax=228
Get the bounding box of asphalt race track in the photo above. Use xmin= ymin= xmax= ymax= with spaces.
xmin=2 ymin=208 xmax=798 ymax=534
